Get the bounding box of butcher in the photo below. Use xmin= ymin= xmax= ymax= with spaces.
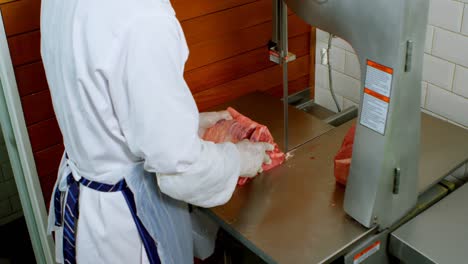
xmin=40 ymin=0 xmax=273 ymax=263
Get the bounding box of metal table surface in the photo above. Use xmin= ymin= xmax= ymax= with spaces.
xmin=207 ymin=120 xmax=372 ymax=263
xmin=205 ymin=94 xmax=468 ymax=263
xmin=390 ymin=183 xmax=468 ymax=264
xmin=418 ymin=114 xmax=468 ymax=193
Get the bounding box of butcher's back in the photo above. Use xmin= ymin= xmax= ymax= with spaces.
xmin=40 ymin=0 xmax=175 ymax=180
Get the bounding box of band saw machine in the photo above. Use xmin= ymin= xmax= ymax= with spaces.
xmin=201 ymin=1 xmax=468 ymax=263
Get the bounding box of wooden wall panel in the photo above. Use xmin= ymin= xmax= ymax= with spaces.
xmin=7 ymin=30 xmax=41 ymax=66
xmin=194 ymin=55 xmax=310 ymax=111
xmin=0 ymin=0 xmax=40 ymax=36
xmin=186 ymin=14 xmax=309 ymax=71
xmin=1 ymin=0 xmax=314 ymax=205
xmin=185 ymin=33 xmax=310 ymax=94
xmin=28 ymin=118 xmax=62 ymax=152
xmin=21 ymin=90 xmax=55 ymax=126
xmin=15 ymin=61 xmax=48 ymax=96
xmin=182 ymin=0 xmax=271 ymax=45
xmin=173 ymin=0 xmax=256 ymax=21
xmin=34 ymin=144 xmax=63 ymax=179
xmin=0 ymin=1 xmax=16 ymax=5
xmin=40 ymin=170 xmax=57 ymax=207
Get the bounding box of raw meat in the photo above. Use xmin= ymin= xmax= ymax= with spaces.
xmin=203 ymin=107 xmax=286 ymax=185
xmin=334 ymin=124 xmax=356 ymax=186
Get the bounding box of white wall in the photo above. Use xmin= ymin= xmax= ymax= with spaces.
xmin=0 ymin=128 xmax=22 ymax=225
xmin=315 ymin=0 xmax=468 ymax=130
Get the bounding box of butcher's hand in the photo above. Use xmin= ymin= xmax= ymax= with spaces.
xmin=198 ymin=110 xmax=232 ymax=137
xmin=236 ymin=140 xmax=274 ymax=177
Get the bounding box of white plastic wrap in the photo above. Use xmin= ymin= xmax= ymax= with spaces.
xmin=191 ymin=208 xmax=219 ymax=260
xmin=125 ymin=165 xmax=194 ymax=264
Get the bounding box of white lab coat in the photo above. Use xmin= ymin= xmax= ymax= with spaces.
xmin=40 ymin=0 xmax=241 ymax=263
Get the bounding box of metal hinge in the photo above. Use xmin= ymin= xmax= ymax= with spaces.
xmin=404 ymin=41 xmax=413 ymax=72
xmin=393 ymin=168 xmax=401 ymax=194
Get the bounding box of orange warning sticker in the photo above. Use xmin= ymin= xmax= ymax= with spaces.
xmin=363 ymin=88 xmax=390 ymax=103
xmin=353 ymin=241 xmax=381 ymax=264
xmin=360 ymin=60 xmax=394 ymax=135
xmin=367 ymin=60 xmax=393 ymax=74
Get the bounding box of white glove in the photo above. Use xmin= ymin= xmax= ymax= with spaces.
xmin=235 ymin=140 xmax=275 ymax=177
xmin=198 ymin=111 xmax=232 ymax=137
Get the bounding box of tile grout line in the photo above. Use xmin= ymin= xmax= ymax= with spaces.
xmin=422 ymin=82 xmax=428 ymax=108
xmin=450 ymin=63 xmax=457 ymax=92
xmin=425 ymin=50 xmax=468 ymax=70
xmin=430 ymin=26 xmax=436 ymax=56
xmin=460 ymin=4 xmax=467 ymax=34
xmin=431 ymin=23 xmax=468 ymax=38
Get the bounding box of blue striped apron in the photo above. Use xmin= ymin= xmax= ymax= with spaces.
xmin=52 ymin=172 xmax=161 ymax=264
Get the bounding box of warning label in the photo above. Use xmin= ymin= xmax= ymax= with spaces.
xmin=353 ymin=241 xmax=381 ymax=264
xmin=360 ymin=60 xmax=393 ymax=135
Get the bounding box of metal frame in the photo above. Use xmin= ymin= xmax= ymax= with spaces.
xmin=0 ymin=11 xmax=55 ymax=264
xmin=284 ymin=0 xmax=430 ymax=229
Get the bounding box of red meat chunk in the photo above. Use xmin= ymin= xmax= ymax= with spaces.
xmin=203 ymin=107 xmax=286 ymax=185
xmin=334 ymin=124 xmax=356 ymax=186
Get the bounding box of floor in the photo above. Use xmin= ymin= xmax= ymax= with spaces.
xmin=0 ymin=217 xmax=35 ymax=264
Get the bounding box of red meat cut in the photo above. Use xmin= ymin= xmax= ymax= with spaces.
xmin=203 ymin=107 xmax=286 ymax=185
xmin=334 ymin=124 xmax=356 ymax=186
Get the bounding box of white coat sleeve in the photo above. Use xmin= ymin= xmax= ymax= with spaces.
xmin=108 ymin=15 xmax=240 ymax=207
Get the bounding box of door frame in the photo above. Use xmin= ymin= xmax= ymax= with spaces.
xmin=0 ymin=11 xmax=55 ymax=264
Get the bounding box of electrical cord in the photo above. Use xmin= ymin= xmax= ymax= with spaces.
xmin=327 ymin=34 xmax=342 ymax=112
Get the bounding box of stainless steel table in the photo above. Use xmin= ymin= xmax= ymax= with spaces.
xmin=205 ymin=93 xmax=468 ymax=263
xmin=418 ymin=114 xmax=468 ymax=193
xmin=390 ymin=183 xmax=468 ymax=264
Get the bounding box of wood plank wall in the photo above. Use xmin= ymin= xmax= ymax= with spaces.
xmin=0 ymin=0 xmax=314 ymax=204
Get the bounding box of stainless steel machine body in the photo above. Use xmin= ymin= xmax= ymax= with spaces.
xmin=283 ymin=0 xmax=430 ymax=229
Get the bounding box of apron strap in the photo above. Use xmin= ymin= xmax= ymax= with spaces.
xmin=122 ymin=188 xmax=161 ymax=264
xmin=52 ymin=173 xmax=161 ymax=264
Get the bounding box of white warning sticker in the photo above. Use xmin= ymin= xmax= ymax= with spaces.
xmin=353 ymin=241 xmax=381 ymax=264
xmin=360 ymin=60 xmax=393 ymax=135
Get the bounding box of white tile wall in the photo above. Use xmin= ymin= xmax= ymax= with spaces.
xmin=422 ymin=82 xmax=429 ymax=107
xmin=462 ymin=5 xmax=468 ymax=35
xmin=426 ymin=84 xmax=468 ymax=125
xmin=433 ymin=28 xmax=468 ymax=67
xmin=426 ymin=26 xmax=435 ymax=53
xmin=315 ymin=87 xmax=343 ymax=113
xmin=344 ymin=52 xmax=361 ymax=79
xmin=314 ymin=0 xmax=468 ymax=130
xmin=454 ymin=65 xmax=468 ymax=97
xmin=428 ymin=0 xmax=464 ymax=32
xmin=423 ymin=54 xmax=455 ymax=90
